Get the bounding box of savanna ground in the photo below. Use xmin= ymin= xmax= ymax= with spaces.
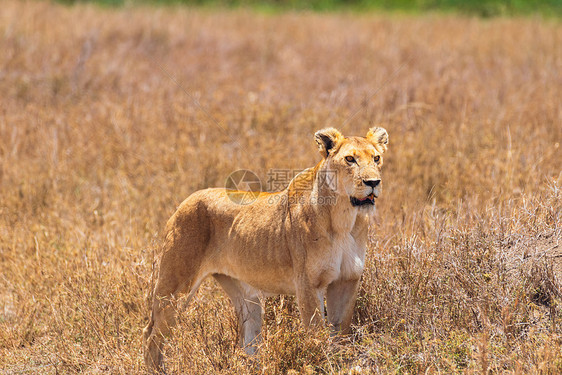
xmin=1 ymin=1 xmax=561 ymax=373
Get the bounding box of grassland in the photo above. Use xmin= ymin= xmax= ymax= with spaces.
xmin=1 ymin=1 xmax=561 ymax=373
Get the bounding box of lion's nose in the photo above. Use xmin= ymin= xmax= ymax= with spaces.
xmin=363 ymin=179 xmax=381 ymax=188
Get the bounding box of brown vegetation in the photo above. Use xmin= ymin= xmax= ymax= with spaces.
xmin=0 ymin=1 xmax=561 ymax=373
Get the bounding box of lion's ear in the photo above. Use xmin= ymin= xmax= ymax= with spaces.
xmin=366 ymin=127 xmax=389 ymax=153
xmin=314 ymin=128 xmax=344 ymax=158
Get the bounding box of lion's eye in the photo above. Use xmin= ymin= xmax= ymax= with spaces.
xmin=345 ymin=156 xmax=356 ymax=164
xmin=374 ymin=155 xmax=380 ymax=163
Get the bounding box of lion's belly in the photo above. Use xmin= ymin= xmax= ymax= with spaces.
xmin=208 ymin=236 xmax=297 ymax=295
xmin=224 ymin=257 xmax=296 ymax=295
xmin=218 ymin=266 xmax=297 ymax=295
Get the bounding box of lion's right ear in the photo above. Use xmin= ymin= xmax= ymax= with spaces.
xmin=366 ymin=127 xmax=389 ymax=153
xmin=314 ymin=128 xmax=344 ymax=158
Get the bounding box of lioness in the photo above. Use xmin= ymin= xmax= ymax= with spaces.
xmin=143 ymin=127 xmax=389 ymax=373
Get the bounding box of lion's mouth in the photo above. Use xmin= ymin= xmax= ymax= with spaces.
xmin=350 ymin=193 xmax=376 ymax=207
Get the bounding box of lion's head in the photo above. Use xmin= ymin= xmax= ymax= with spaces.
xmin=314 ymin=127 xmax=388 ymax=208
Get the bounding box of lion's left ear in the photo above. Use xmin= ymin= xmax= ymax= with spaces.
xmin=366 ymin=127 xmax=389 ymax=153
xmin=314 ymin=127 xmax=344 ymax=158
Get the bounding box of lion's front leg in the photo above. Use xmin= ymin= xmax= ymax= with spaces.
xmin=326 ymin=278 xmax=360 ymax=334
xmin=295 ymin=277 xmax=325 ymax=328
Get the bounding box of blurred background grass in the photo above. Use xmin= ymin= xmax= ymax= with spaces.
xmin=57 ymin=0 xmax=562 ymax=17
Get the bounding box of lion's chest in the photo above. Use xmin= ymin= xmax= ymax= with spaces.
xmin=311 ymin=234 xmax=366 ymax=288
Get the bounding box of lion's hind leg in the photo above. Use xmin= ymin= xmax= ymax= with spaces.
xmin=144 ymin=290 xmax=177 ymax=374
xmin=144 ymin=253 xmax=207 ymax=373
xmin=213 ymin=274 xmax=263 ymax=355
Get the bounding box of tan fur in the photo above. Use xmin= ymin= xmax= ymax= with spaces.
xmin=143 ymin=127 xmax=389 ymax=373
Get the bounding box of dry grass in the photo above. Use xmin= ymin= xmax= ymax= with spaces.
xmin=1 ymin=1 xmax=561 ymax=373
